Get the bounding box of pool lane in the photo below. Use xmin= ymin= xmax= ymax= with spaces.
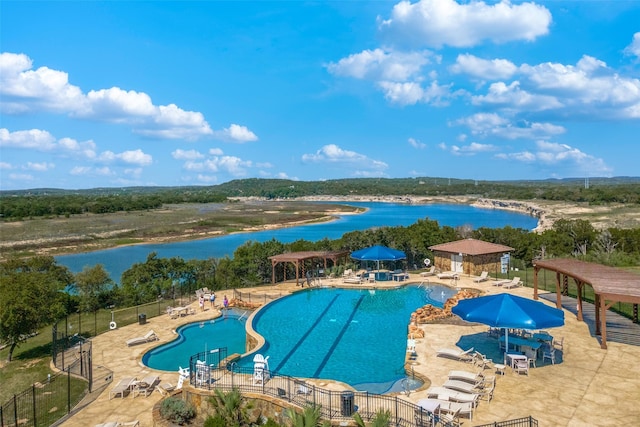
xmin=271 ymin=294 xmax=340 ymax=373
xmin=313 ymin=295 xmax=364 ymax=378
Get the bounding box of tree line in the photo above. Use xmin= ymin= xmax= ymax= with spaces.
xmin=2 ymin=217 xmax=639 ymax=362
xmin=2 ymin=177 xmax=639 ymax=220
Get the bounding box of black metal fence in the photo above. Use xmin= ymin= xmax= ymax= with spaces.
xmin=475 ymin=416 xmax=538 ymax=427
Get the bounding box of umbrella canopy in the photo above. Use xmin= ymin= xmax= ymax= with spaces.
xmin=350 ymin=245 xmax=406 ymax=261
xmin=452 ymin=293 xmax=564 ymax=330
xmin=452 ymin=293 xmax=564 ymax=357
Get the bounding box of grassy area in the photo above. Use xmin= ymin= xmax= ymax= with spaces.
xmin=0 ymin=201 xmax=357 ymax=259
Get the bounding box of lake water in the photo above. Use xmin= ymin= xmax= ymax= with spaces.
xmin=56 ymin=202 xmax=537 ymax=281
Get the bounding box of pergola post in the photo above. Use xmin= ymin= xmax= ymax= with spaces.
xmin=555 ymin=272 xmax=562 ymax=309
xmin=533 ymin=266 xmax=539 ymax=300
xmin=575 ymin=279 xmax=584 ymax=322
xmin=600 ymin=296 xmax=608 ymax=349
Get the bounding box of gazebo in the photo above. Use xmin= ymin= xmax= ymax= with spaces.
xmin=428 ymin=238 xmax=514 ymax=276
xmin=533 ymin=258 xmax=640 ymax=349
xmin=268 ymin=250 xmax=349 ymax=286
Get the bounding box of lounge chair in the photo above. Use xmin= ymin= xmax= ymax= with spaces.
xmin=473 ymin=271 xmax=489 ymax=283
xmin=443 ymin=379 xmax=480 ymax=394
xmin=132 ymin=374 xmax=159 ymax=397
xmin=448 ymin=370 xmax=484 ymax=385
xmin=126 ymin=330 xmax=159 ymax=347
xmin=295 ymin=380 xmax=312 ymax=395
xmin=502 ymin=277 xmax=522 ymax=289
xmin=343 ymin=276 xmax=363 ymax=284
xmin=420 ymin=266 xmax=436 ymax=277
xmin=425 ymin=387 xmax=479 ymax=406
xmin=108 ymin=377 xmax=136 ymax=399
xmin=95 ymin=421 xmax=140 ymax=427
xmin=436 ymin=347 xmax=474 ymax=362
xmin=407 ymin=338 xmax=416 ymax=353
xmin=155 ymin=382 xmax=176 ymax=396
xmin=437 ymin=271 xmax=459 ymax=279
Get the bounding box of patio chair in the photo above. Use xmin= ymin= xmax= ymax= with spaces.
xmin=295 ymin=380 xmax=312 ymax=395
xmin=108 ymin=377 xmax=136 ymax=399
xmin=438 ymin=407 xmax=461 ymax=426
xmin=125 ymin=330 xmax=159 ymax=347
xmin=553 ymin=336 xmax=564 ymax=351
xmin=543 ymin=347 xmax=556 ymax=365
xmin=514 ymin=359 xmax=529 ymax=375
xmin=502 ymin=277 xmax=522 ymax=289
xmin=473 ymin=271 xmax=489 ymax=283
xmin=448 ymin=370 xmax=484 ymax=385
xmin=132 ymin=374 xmax=159 ymax=397
xmin=437 ymin=271 xmax=458 ymax=279
xmin=155 ymin=382 xmax=176 ymax=396
xmin=437 ymin=347 xmax=474 ymax=362
xmin=420 ymin=266 xmax=436 ymax=277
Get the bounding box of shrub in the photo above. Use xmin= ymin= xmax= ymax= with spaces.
xmin=160 ymin=397 xmax=196 ymax=425
xmin=203 ymin=414 xmax=227 ymax=427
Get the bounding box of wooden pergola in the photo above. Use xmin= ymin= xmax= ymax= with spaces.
xmin=533 ymin=258 xmax=640 ymax=349
xmin=268 ymin=250 xmax=350 ymax=286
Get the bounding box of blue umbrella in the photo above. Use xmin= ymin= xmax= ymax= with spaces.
xmin=351 ymin=245 xmax=406 ymax=270
xmin=452 ymin=293 xmax=564 ymax=356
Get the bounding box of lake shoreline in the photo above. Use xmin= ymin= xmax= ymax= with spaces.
xmin=2 ymin=196 xmax=549 ymax=259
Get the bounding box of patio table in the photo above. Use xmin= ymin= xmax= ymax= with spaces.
xmin=500 ymin=335 xmax=542 ymax=352
xmin=172 ymin=306 xmax=189 ymax=316
xmin=416 ymin=399 xmax=440 ymax=427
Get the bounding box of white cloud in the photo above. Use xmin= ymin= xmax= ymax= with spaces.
xmin=69 ymin=166 xmax=114 ymax=176
xmin=0 ymin=161 xmax=12 ymax=170
xmin=379 ymin=0 xmax=552 ymax=48
xmin=172 ymin=149 xmax=204 ymax=160
xmin=455 ymin=113 xmax=565 ymax=140
xmin=326 ymin=48 xmax=431 ymax=81
xmin=449 ymin=142 xmax=498 ymax=156
xmin=624 ymin=32 xmax=640 ymax=58
xmin=209 ymin=148 xmax=224 ymax=155
xmin=0 ymin=128 xmax=57 ymax=150
xmin=212 ymin=124 xmax=258 ymax=143
xmin=8 ymin=173 xmax=35 ymax=181
xmin=378 ymin=80 xmax=452 ymax=106
xmin=472 ymin=81 xmax=563 ymax=111
xmin=203 ymin=156 xmax=252 ymax=176
xmin=408 ymin=137 xmax=425 ymax=149
xmin=0 ymin=53 xmax=214 ymax=140
xmin=197 ymin=174 xmax=218 ymax=183
xmin=450 ymin=54 xmax=518 ymax=80
xmin=301 ymin=144 xmax=388 ymax=175
xmin=98 ymin=149 xmax=152 ymax=166
xmin=23 ymin=161 xmax=54 ymax=171
xmin=495 ymin=140 xmax=611 ymax=175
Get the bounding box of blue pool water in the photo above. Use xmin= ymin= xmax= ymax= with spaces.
xmin=142 ymin=285 xmax=456 ymax=393
xmin=142 ymin=309 xmax=249 ymax=371
xmin=240 ymin=285 xmax=456 ymax=393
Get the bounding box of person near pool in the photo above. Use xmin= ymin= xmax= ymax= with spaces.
xmin=199 ymin=295 xmax=205 ymax=311
xmin=223 ymin=295 xmax=229 ymax=309
xmin=209 ymin=292 xmax=216 ymax=308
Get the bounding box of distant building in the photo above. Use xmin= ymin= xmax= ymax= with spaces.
xmin=428 ymin=238 xmax=514 ymax=276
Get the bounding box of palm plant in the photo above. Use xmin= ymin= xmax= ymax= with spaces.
xmin=353 ymin=409 xmax=392 ymax=427
xmin=285 ymin=404 xmax=330 ymax=427
xmin=208 ymin=387 xmax=257 ymax=427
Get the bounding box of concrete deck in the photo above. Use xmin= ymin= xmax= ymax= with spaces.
xmin=61 ymin=274 xmax=640 ymax=426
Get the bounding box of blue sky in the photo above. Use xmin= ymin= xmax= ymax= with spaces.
xmin=1 ymin=1 xmax=639 ymax=190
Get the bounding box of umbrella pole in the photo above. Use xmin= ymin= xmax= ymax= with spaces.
xmin=504 ymin=329 xmax=509 ymax=365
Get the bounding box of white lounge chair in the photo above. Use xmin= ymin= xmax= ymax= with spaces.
xmin=473 ymin=271 xmax=489 ymax=283
xmin=437 ymin=271 xmax=459 ymax=279
xmin=448 ymin=370 xmax=484 ymax=385
xmin=436 ymin=347 xmax=474 ymax=362
xmin=108 ymin=377 xmax=136 ymax=399
xmin=443 ymin=379 xmax=480 ymax=394
xmin=132 ymin=374 xmax=159 ymax=397
xmin=502 ymin=277 xmax=522 ymax=289
xmin=425 ymin=387 xmax=479 ymax=406
xmin=126 ymin=330 xmax=159 ymax=347
xmin=420 ymin=266 xmax=436 ymax=277
xmin=155 ymin=382 xmax=176 ymax=396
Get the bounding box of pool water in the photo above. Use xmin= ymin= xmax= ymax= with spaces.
xmin=240 ymin=285 xmax=456 ymax=393
xmin=142 ymin=285 xmax=456 ymax=394
xmin=142 ymin=309 xmax=249 ymax=371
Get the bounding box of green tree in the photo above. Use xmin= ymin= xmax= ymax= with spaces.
xmin=73 ymin=264 xmax=113 ymax=312
xmin=0 ymin=256 xmax=72 ymax=362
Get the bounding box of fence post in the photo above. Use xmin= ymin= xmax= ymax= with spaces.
xmin=13 ymin=395 xmax=17 ymax=427
xmin=32 ymin=384 xmax=37 ymax=427
xmin=67 ymin=367 xmax=71 ymax=414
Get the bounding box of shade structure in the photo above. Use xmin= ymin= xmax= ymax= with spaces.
xmin=452 ymin=293 xmax=564 ymax=356
xmin=350 ymin=245 xmax=406 ymax=261
xmin=351 ymin=245 xmax=406 ymax=271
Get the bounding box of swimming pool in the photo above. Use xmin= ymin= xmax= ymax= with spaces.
xmin=142 ymin=284 xmax=456 ymax=393
xmin=240 ymin=284 xmax=456 ymax=393
xmin=142 ymin=309 xmax=249 ymax=371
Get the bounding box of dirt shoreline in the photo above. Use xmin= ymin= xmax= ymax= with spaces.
xmin=2 ymin=195 xmax=626 ymax=260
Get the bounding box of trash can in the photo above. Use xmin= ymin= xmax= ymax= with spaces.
xmin=138 ymin=313 xmax=146 ymax=325
xmin=341 ymin=391 xmax=354 ymax=416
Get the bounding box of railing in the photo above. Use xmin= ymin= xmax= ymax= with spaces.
xmin=475 ymin=416 xmax=538 ymax=427
xmin=232 ymin=289 xmax=287 ymax=306
xmin=0 ymin=353 xmax=113 ymax=427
